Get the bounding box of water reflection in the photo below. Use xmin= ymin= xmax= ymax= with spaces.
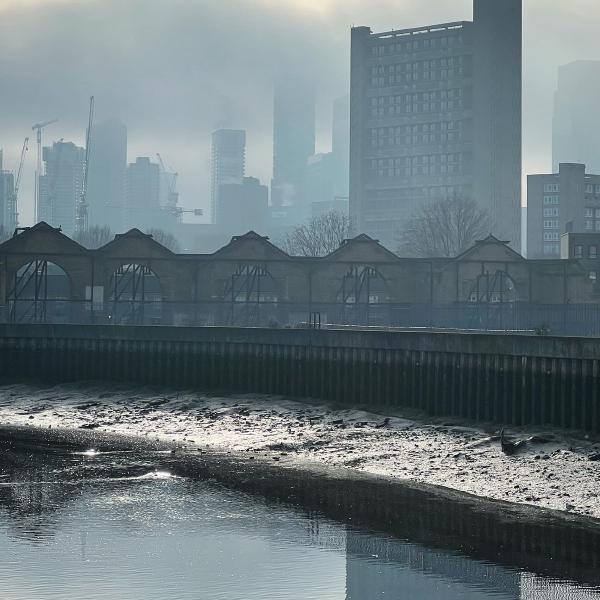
xmin=0 ymin=433 xmax=598 ymax=599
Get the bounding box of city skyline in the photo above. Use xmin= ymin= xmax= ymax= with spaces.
xmin=1 ymin=0 xmax=600 ymax=229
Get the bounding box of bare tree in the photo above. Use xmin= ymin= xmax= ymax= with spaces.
xmin=148 ymin=228 xmax=180 ymax=253
xmin=73 ymin=225 xmax=112 ymax=249
xmin=398 ymin=196 xmax=490 ymax=258
xmin=279 ymin=211 xmax=353 ymax=257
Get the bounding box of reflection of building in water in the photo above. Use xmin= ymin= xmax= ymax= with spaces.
xmin=346 ymin=532 xmax=520 ymax=599
xmin=521 ymin=574 xmax=600 ymax=599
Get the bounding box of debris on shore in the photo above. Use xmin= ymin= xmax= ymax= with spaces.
xmin=0 ymin=382 xmax=599 ymax=519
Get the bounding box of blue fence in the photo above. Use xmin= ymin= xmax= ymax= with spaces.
xmin=1 ymin=300 xmax=600 ymax=336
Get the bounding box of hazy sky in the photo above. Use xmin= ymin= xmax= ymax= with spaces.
xmin=1 ymin=0 xmax=599 ymax=226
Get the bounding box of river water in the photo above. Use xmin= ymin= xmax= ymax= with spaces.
xmin=0 ymin=431 xmax=599 ymax=600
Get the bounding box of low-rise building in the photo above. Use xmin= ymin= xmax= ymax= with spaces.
xmin=527 ymin=163 xmax=600 ymax=259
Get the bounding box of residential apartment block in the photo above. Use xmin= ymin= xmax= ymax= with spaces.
xmin=349 ymin=0 xmax=522 ymax=250
xmin=527 ymin=163 xmax=600 ymax=259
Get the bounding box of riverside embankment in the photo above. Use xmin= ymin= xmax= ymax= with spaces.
xmin=1 ymin=323 xmax=599 ymax=432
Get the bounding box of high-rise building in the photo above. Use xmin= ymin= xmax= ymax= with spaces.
xmin=216 ymin=176 xmax=268 ymax=235
xmin=210 ymin=129 xmax=246 ymax=224
xmin=0 ymin=151 xmax=15 ymax=232
xmin=350 ymin=0 xmax=522 ymax=250
xmin=272 ymin=75 xmax=315 ymax=210
xmin=38 ymin=141 xmax=85 ymax=235
xmin=125 ymin=157 xmax=161 ymax=230
xmin=553 ymin=61 xmax=600 ymax=175
xmin=527 ymin=163 xmax=600 ymax=259
xmin=305 ymin=153 xmax=335 ymax=208
xmin=87 ymin=119 xmax=127 ymax=233
xmin=332 ymin=95 xmax=350 ymax=201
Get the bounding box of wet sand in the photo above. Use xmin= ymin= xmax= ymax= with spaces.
xmin=0 ymin=382 xmax=599 ymax=520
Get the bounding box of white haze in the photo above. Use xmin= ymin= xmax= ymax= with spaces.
xmin=0 ymin=0 xmax=599 ymax=226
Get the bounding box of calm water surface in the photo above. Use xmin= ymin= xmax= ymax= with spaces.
xmin=0 ymin=439 xmax=598 ymax=599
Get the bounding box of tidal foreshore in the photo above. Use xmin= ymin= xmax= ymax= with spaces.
xmin=1 ymin=382 xmax=599 ymax=523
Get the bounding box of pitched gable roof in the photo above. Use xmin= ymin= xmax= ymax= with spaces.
xmin=455 ymin=234 xmax=525 ymax=262
xmin=0 ymin=222 xmax=88 ymax=255
xmin=212 ymin=231 xmax=291 ymax=260
xmin=325 ymin=233 xmax=400 ymax=263
xmin=96 ymin=228 xmax=175 ymax=257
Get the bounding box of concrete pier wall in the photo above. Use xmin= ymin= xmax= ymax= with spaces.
xmin=0 ymin=324 xmax=598 ymax=432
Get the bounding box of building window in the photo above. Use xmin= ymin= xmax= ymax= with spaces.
xmin=585 ymin=208 xmax=594 ymax=218
xmin=543 ymin=232 xmax=560 ymax=241
xmin=543 ymin=220 xmax=559 ymax=229
xmin=596 ymin=221 xmax=600 ymax=231
xmin=586 ymin=184 xmax=594 ymax=193
xmin=590 ymin=246 xmax=598 ymax=259
xmin=544 ymin=195 xmax=559 ymax=205
xmin=575 ymin=245 xmax=584 ymax=258
xmin=543 ymin=208 xmax=559 ymax=217
xmin=544 ymin=183 xmax=559 ymax=193
xmin=586 ymin=220 xmax=594 ymax=230
xmin=590 ymin=271 xmax=597 ymax=281
xmin=543 ymin=244 xmax=560 ymax=255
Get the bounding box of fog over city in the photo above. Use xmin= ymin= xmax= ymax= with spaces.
xmin=0 ymin=0 xmax=598 ymax=224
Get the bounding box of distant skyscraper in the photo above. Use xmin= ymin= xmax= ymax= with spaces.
xmin=332 ymin=95 xmax=350 ymax=201
xmin=553 ymin=61 xmax=600 ymax=174
xmin=216 ymin=176 xmax=268 ymax=235
xmin=87 ymin=119 xmax=127 ymax=233
xmin=38 ymin=141 xmax=85 ymax=235
xmin=305 ymin=153 xmax=335 ymax=207
xmin=210 ymin=129 xmax=246 ymax=224
xmin=125 ymin=157 xmax=160 ymax=230
xmin=0 ymin=150 xmax=15 ymax=231
xmin=350 ymin=0 xmax=522 ymax=250
xmin=272 ymin=75 xmax=315 ymax=209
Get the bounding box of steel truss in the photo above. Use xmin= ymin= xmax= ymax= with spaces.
xmin=8 ymin=259 xmax=69 ymax=323
xmin=337 ymin=265 xmax=385 ymax=325
xmin=223 ymin=263 xmax=278 ymax=326
xmin=110 ymin=263 xmax=160 ymax=325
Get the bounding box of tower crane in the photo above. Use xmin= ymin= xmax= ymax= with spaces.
xmin=31 ymin=118 xmax=58 ymax=223
xmin=76 ymin=96 xmax=95 ymax=235
xmin=7 ymin=137 xmax=29 ymax=231
xmin=155 ymin=153 xmax=203 ymax=220
xmin=156 ymin=153 xmax=179 ymax=209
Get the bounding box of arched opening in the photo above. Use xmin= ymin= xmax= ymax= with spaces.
xmin=467 ymin=270 xmax=518 ymax=304
xmin=221 ymin=263 xmax=280 ymax=327
xmin=108 ymin=263 xmax=162 ymax=325
xmin=8 ymin=260 xmax=71 ymax=323
xmin=465 ymin=269 xmax=519 ymax=330
xmin=336 ymin=265 xmax=388 ymax=326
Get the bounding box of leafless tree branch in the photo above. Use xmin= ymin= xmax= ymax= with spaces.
xmin=278 ymin=211 xmax=353 ymax=257
xmin=397 ymin=196 xmax=490 ymax=258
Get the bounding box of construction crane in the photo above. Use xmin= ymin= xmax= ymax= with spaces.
xmin=31 ymin=118 xmax=58 ymax=224
xmin=155 ymin=153 xmax=203 ymax=220
xmin=76 ymin=96 xmax=95 ymax=235
xmin=7 ymin=137 xmax=29 ymax=231
xmin=156 ymin=153 xmax=179 ymax=209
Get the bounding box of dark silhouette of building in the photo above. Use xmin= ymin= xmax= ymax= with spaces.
xmin=0 ymin=151 xmax=15 ymax=231
xmin=125 ymin=157 xmax=160 ymax=230
xmin=216 ymin=177 xmax=268 ymax=235
xmin=210 ymin=129 xmax=246 ymax=224
xmin=553 ymin=61 xmax=600 ymax=175
xmin=332 ymin=95 xmax=350 ymax=201
xmin=87 ymin=119 xmax=127 ymax=233
xmin=272 ymin=74 xmax=315 ymax=211
xmin=350 ymin=0 xmax=522 ymax=250
xmin=38 ymin=141 xmax=85 ymax=236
